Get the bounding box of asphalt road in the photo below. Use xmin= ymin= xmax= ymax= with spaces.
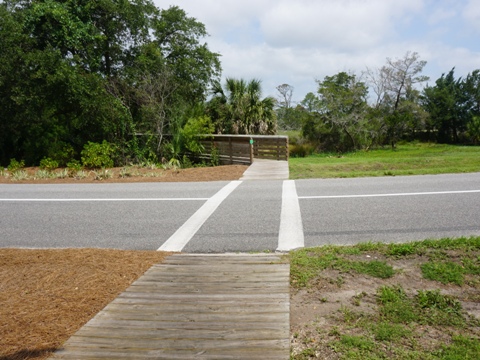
xmin=1 ymin=173 xmax=479 ymax=252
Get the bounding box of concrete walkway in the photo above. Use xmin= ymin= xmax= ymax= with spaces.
xmin=240 ymin=159 xmax=289 ymax=180
xmin=50 ymin=254 xmax=290 ymax=360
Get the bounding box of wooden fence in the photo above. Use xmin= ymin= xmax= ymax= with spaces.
xmin=197 ymin=135 xmax=288 ymax=165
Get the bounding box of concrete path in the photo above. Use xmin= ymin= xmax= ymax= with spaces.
xmin=50 ymin=254 xmax=290 ymax=360
xmin=240 ymin=159 xmax=289 ymax=180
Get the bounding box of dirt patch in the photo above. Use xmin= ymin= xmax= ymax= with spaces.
xmin=290 ymin=251 xmax=480 ymax=359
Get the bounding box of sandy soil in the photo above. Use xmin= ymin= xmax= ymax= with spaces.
xmin=290 ymin=252 xmax=480 ymax=359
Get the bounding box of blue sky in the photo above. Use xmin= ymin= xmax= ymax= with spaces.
xmin=155 ymin=0 xmax=480 ymax=103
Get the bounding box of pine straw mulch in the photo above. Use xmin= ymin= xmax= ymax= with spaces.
xmin=0 ymin=248 xmax=171 ymax=360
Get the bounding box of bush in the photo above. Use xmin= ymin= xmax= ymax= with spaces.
xmin=39 ymin=157 xmax=59 ymax=171
xmin=66 ymin=160 xmax=83 ymax=172
xmin=7 ymin=158 xmax=25 ymax=172
xmin=47 ymin=143 xmax=75 ymax=167
xmin=81 ymin=141 xmax=115 ymax=169
xmin=182 ymin=116 xmax=215 ymax=154
xmin=289 ymin=143 xmax=314 ymax=158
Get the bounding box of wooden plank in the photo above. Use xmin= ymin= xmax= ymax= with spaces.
xmin=49 ymin=254 xmax=290 ymax=360
xmin=53 ymin=344 xmax=289 ymax=360
xmin=92 ymin=310 xmax=289 ymax=323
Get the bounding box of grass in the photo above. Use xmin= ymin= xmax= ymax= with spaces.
xmin=291 ymin=237 xmax=480 ymax=288
xmin=289 ymin=143 xmax=480 ymax=179
xmin=289 ymin=237 xmax=480 ymax=359
xmin=421 ymin=261 xmax=465 ymax=285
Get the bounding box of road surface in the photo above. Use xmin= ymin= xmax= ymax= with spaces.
xmin=1 ymin=173 xmax=479 ymax=252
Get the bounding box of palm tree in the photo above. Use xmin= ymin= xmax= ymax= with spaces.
xmin=209 ymin=78 xmax=277 ymax=134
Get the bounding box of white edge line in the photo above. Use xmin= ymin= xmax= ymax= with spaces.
xmin=277 ymin=180 xmax=304 ymax=252
xmin=299 ymin=189 xmax=480 ymax=199
xmin=158 ymin=181 xmax=242 ymax=252
xmin=0 ymin=198 xmax=208 ymax=202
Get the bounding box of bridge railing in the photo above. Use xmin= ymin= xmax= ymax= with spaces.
xmin=197 ymin=135 xmax=289 ymax=165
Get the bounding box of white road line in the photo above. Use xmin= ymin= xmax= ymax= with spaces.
xmin=0 ymin=198 xmax=208 ymax=202
xmin=277 ymin=180 xmax=304 ymax=252
xmin=158 ymin=181 xmax=242 ymax=252
xmin=299 ymin=189 xmax=480 ymax=200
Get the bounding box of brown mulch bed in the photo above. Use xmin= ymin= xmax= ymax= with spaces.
xmin=0 ymin=165 xmax=248 ymax=360
xmin=0 ymin=165 xmax=248 ymax=184
xmin=0 ymin=249 xmax=170 ymax=360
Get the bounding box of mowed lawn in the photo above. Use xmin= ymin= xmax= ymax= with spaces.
xmin=289 ymin=143 xmax=480 ymax=179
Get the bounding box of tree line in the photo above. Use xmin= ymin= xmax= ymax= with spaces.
xmin=0 ymin=0 xmax=279 ymax=168
xmin=1 ymin=2 xmax=479 ymax=168
xmin=277 ymin=52 xmax=480 ymax=154
xmin=0 ymin=0 xmax=221 ymax=167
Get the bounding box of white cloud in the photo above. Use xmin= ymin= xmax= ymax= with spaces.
xmin=163 ymin=1 xmax=271 ymax=36
xmin=463 ymin=0 xmax=480 ymax=32
xmin=261 ymin=0 xmax=423 ymax=51
xmin=156 ymin=0 xmax=479 ymax=101
xmin=428 ymin=7 xmax=457 ymax=25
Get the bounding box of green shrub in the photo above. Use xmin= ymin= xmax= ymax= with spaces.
xmin=39 ymin=157 xmax=59 ymax=171
xmin=182 ymin=116 xmax=214 ymax=154
xmin=67 ymin=160 xmax=82 ymax=172
xmin=289 ymin=143 xmax=314 ymax=158
xmin=35 ymin=169 xmax=52 ymax=179
xmin=47 ymin=143 xmax=75 ymax=166
xmin=81 ymin=141 xmax=115 ymax=169
xmin=7 ymin=158 xmax=25 ymax=172
xmin=210 ymin=146 xmax=220 ymax=166
xmin=11 ymin=170 xmax=29 ymax=181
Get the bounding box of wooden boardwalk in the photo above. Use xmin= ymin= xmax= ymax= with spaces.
xmin=50 ymin=254 xmax=290 ymax=359
xmin=240 ymin=159 xmax=289 ymax=180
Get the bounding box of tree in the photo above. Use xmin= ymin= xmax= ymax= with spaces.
xmin=302 ymin=72 xmax=374 ymax=152
xmin=463 ymin=70 xmax=480 ymax=143
xmin=208 ymin=78 xmax=277 ymax=135
xmin=365 ymin=51 xmax=429 ymax=147
xmin=463 ymin=70 xmax=480 ymax=118
xmin=422 ymin=69 xmax=465 ymax=143
xmin=276 ymin=83 xmax=302 ymax=130
xmin=276 ymin=83 xmax=294 ymax=109
xmin=153 ymin=6 xmax=221 ymax=104
xmin=0 ymin=1 xmax=221 ymax=165
xmin=422 ymin=68 xmax=480 ymax=144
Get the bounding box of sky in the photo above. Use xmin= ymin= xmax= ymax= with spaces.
xmin=154 ymin=0 xmax=480 ymax=103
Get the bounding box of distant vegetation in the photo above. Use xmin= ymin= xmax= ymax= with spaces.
xmin=278 ymin=52 xmax=480 ymax=157
xmin=1 ymin=2 xmax=479 ymax=170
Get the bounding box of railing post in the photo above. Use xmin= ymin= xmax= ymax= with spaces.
xmin=286 ymin=136 xmax=289 ymax=160
xmin=249 ymin=137 xmax=254 ymax=164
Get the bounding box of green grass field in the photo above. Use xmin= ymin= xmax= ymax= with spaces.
xmin=289 ymin=143 xmax=480 ymax=179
